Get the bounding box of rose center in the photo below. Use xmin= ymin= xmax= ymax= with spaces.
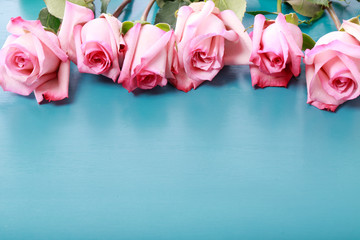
xmin=272 ymin=56 xmax=283 ymax=66
xmin=83 ymin=42 xmax=112 ymax=74
xmin=192 ymin=50 xmax=216 ymax=71
xmin=136 ymin=72 xmax=162 ymax=90
xmin=119 ymin=43 xmax=126 ymax=53
xmin=6 ymin=49 xmax=34 ymax=76
xmin=15 ymin=55 xmax=26 ymax=68
xmin=331 ymin=77 xmax=353 ymax=93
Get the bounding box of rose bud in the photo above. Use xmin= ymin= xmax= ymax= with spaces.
xmin=304 ymin=31 xmax=360 ymax=111
xmin=58 ymin=1 xmax=124 ymax=82
xmin=0 ymin=17 xmax=70 ymax=103
xmin=170 ymin=0 xmax=252 ymax=92
xmin=249 ymin=14 xmax=303 ymax=88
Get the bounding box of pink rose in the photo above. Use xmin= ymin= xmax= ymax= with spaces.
xmin=0 ymin=17 xmax=70 ymax=103
xmin=304 ymin=31 xmax=360 ymax=111
xmin=118 ymin=23 xmax=175 ymax=92
xmin=249 ymin=14 xmax=303 ymax=88
xmin=59 ymin=1 xmax=124 ymax=82
xmin=170 ymin=1 xmax=252 ymax=92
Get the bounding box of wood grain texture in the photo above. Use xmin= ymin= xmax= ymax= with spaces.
xmin=0 ymin=0 xmax=360 ymax=239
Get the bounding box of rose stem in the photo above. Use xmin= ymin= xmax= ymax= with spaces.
xmin=113 ymin=0 xmax=132 ymax=18
xmin=326 ymin=2 xmax=341 ymax=30
xmin=277 ymin=0 xmax=282 ymax=13
xmin=141 ymin=0 xmax=156 ymax=22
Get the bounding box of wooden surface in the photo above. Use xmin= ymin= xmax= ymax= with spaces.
xmin=1 ymin=0 xmax=360 ymax=239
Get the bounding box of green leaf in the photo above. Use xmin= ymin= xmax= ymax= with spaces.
xmin=86 ymin=1 xmax=95 ymax=12
xmin=156 ymin=0 xmax=166 ymax=8
xmin=121 ymin=21 xmax=135 ymax=35
xmin=121 ymin=21 xmax=152 ymax=35
xmin=38 ymin=7 xmax=61 ymax=33
xmin=284 ymin=0 xmax=325 ymax=18
xmin=156 ymin=0 xmax=195 ymax=8
xmin=101 ymin=0 xmax=111 ymax=13
xmin=213 ymin=0 xmax=247 ymax=21
xmin=154 ymin=0 xmax=190 ymax=29
xmin=298 ymin=9 xmax=324 ymax=25
xmin=285 ymin=13 xmax=299 ymax=25
xmin=306 ymin=0 xmax=329 ymax=7
xmin=43 ymin=0 xmax=94 ymax=19
xmin=302 ymin=32 xmax=316 ymax=51
xmin=347 ymin=15 xmax=360 ymax=25
xmin=246 ymin=11 xmax=278 ymax=16
xmin=134 ymin=20 xmax=151 ymax=25
xmin=155 ymin=23 xmax=171 ymax=32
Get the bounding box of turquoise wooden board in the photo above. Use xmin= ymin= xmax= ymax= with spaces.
xmin=1 ymin=0 xmax=360 ymax=239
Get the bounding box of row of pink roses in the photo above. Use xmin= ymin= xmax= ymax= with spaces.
xmin=250 ymin=13 xmax=360 ymax=112
xmin=0 ymin=0 xmax=359 ymax=112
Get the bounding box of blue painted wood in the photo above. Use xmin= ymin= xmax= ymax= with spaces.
xmin=1 ymin=0 xmax=360 ymax=239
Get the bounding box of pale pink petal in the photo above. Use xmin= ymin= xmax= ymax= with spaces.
xmin=219 ymin=10 xmax=252 ymax=65
xmin=58 ymin=1 xmax=94 ymax=62
xmin=127 ymin=25 xmax=172 ymax=91
xmin=275 ymin=13 xmax=303 ymax=76
xmin=249 ymin=14 xmax=266 ymax=66
xmin=34 ymin=60 xmax=70 ymax=103
xmin=118 ymin=23 xmax=141 ymax=91
xmin=73 ymin=25 xmax=93 ymax=74
xmin=304 ymin=39 xmax=360 ymax=65
xmin=250 ymin=64 xmax=293 ymax=88
xmin=257 ymin=26 xmax=289 ymax=74
xmin=336 ymin=53 xmax=360 ymax=99
xmin=2 ymin=35 xmax=18 ymax=48
xmin=341 ymin=20 xmax=360 ymax=42
xmin=165 ymin=32 xmax=178 ymax=79
xmin=183 ymin=32 xmax=225 ymax=82
xmin=168 ymin=67 xmax=202 ymax=92
xmin=31 ymin=33 xmax=61 ymax=78
xmin=136 ymin=33 xmax=171 ymax=74
xmin=100 ymin=14 xmax=122 ymax=50
xmin=131 ymin=25 xmax=170 ymax=74
xmin=306 ymin=66 xmax=343 ymax=111
xmin=100 ymin=14 xmax=122 ymax=81
xmin=174 ymin=6 xmax=193 ymax=43
xmin=178 ymin=1 xmax=216 ymax=49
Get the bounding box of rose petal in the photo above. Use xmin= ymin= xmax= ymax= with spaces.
xmin=127 ymin=25 xmax=172 ymax=92
xmin=32 ymin=32 xmax=61 ymax=78
xmin=165 ymin=32 xmax=178 ymax=79
xmin=341 ymin=20 xmax=360 ymax=42
xmin=34 ymin=60 xmax=70 ymax=103
xmin=249 ymin=14 xmax=267 ymax=66
xmin=100 ymin=14 xmax=123 ymax=81
xmin=183 ymin=32 xmax=225 ymax=81
xmin=275 ymin=13 xmax=303 ymax=76
xmin=250 ymin=64 xmax=293 ymax=88
xmin=118 ymin=23 xmax=142 ymax=91
xmin=174 ymin=6 xmax=193 ymax=44
xmin=58 ymin=1 xmax=94 ymax=62
xmin=178 ymin=1 xmax=216 ymax=53
xmin=219 ymin=10 xmax=252 ymax=65
xmin=306 ymin=64 xmax=343 ymax=111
